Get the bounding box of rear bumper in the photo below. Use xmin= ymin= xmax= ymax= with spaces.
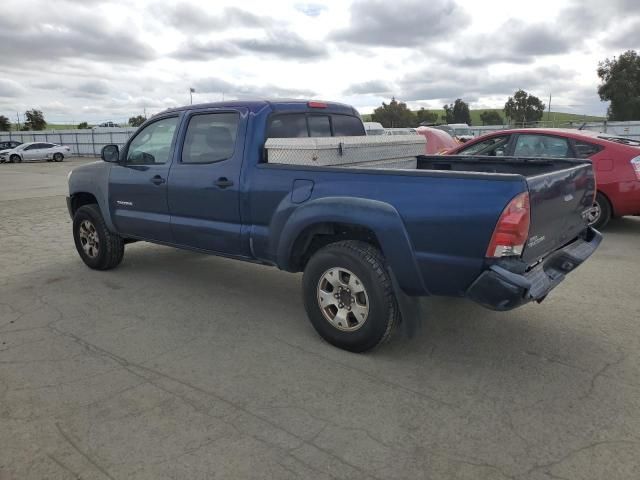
xmin=466 ymin=227 xmax=602 ymax=311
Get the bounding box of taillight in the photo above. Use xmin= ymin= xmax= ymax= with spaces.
xmin=631 ymin=156 xmax=640 ymax=181
xmin=486 ymin=192 xmax=531 ymax=258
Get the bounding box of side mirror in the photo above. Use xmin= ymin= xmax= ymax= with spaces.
xmin=101 ymin=144 xmax=119 ymax=163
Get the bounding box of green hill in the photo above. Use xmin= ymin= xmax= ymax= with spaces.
xmin=361 ymin=109 xmax=605 ymax=126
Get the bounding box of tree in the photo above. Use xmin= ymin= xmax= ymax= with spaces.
xmin=128 ymin=115 xmax=147 ymax=127
xmin=0 ymin=115 xmax=10 ymax=131
xmin=442 ymin=99 xmax=471 ymax=124
xmin=504 ymin=90 xmax=545 ymax=125
xmin=479 ymin=110 xmax=504 ymax=125
xmin=415 ymin=108 xmax=438 ymax=125
xmin=442 ymin=104 xmax=454 ymax=123
xmin=597 ymin=50 xmax=640 ymax=120
xmin=77 ymin=121 xmax=89 ymax=129
xmin=23 ymin=109 xmax=46 ymax=131
xmin=452 ymin=99 xmax=472 ymax=125
xmin=371 ymin=98 xmax=416 ymax=127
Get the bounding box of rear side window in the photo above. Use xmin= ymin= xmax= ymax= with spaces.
xmin=333 ymin=115 xmax=366 ymax=136
xmin=268 ymin=114 xmax=308 ymax=138
xmin=573 ymin=140 xmax=602 ymax=158
xmin=182 ymin=112 xmax=239 ymax=164
xmin=514 ymin=134 xmax=570 ymax=158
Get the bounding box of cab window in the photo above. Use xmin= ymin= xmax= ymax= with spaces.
xmin=126 ymin=116 xmax=179 ymax=165
xmin=267 ymin=114 xmax=308 ymax=138
xmin=182 ymin=112 xmax=239 ymax=164
xmin=308 ymin=115 xmax=331 ymax=137
xmin=333 ymin=115 xmax=366 ymax=136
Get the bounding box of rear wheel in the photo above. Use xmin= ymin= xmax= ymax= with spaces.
xmin=73 ymin=204 xmax=124 ymax=270
xmin=10 ymin=154 xmax=20 ymax=163
xmin=302 ymin=241 xmax=400 ymax=352
xmin=587 ymin=192 xmax=612 ymax=230
xmin=53 ymin=153 xmax=63 ymax=162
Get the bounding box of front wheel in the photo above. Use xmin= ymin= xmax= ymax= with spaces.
xmin=73 ymin=204 xmax=124 ymax=270
xmin=53 ymin=153 xmax=64 ymax=162
xmin=10 ymin=155 xmax=21 ymax=163
xmin=302 ymin=241 xmax=400 ymax=352
xmin=587 ymin=192 xmax=612 ymax=230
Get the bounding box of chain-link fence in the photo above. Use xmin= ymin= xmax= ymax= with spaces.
xmin=0 ymin=128 xmax=137 ymax=156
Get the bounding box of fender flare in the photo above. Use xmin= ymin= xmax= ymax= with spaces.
xmin=68 ymin=162 xmax=116 ymax=232
xmin=273 ymin=196 xmax=428 ymax=296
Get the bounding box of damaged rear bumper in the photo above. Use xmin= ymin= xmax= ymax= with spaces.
xmin=466 ymin=227 xmax=602 ymax=311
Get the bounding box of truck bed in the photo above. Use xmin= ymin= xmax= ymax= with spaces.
xmin=416 ymin=155 xmax=590 ymax=177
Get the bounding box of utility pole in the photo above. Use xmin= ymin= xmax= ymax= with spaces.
xmin=547 ymin=94 xmax=552 ymax=124
xmin=16 ymin=112 xmax=21 ymax=130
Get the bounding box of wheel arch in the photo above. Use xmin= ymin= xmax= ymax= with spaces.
xmin=70 ymin=192 xmax=99 ymax=216
xmin=275 ymin=197 xmax=428 ymax=296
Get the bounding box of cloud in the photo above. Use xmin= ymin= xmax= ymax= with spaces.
xmin=173 ymin=31 xmax=327 ymax=61
xmin=397 ymin=65 xmax=578 ymax=103
xmin=331 ymin=0 xmax=469 ymax=47
xmin=603 ymin=18 xmax=640 ymax=49
xmin=294 ymin=3 xmax=328 ymax=17
xmin=344 ymin=80 xmax=394 ymax=95
xmin=194 ymin=77 xmax=315 ymax=99
xmin=153 ymin=3 xmax=271 ymax=31
xmin=0 ymin=3 xmax=155 ymax=65
xmin=0 ymin=79 xmax=27 ymax=98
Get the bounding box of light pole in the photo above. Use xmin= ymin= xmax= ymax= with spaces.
xmin=189 ymin=88 xmax=195 ymax=105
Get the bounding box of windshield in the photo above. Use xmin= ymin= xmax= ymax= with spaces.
xmin=454 ymin=128 xmax=472 ymax=136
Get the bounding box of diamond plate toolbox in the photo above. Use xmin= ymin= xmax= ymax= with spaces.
xmin=265 ymin=135 xmax=426 ymax=168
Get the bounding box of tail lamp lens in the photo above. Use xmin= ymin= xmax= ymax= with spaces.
xmin=486 ymin=192 xmax=531 ymax=258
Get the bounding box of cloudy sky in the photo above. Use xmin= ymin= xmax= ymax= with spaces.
xmin=1 ymin=0 xmax=638 ymax=124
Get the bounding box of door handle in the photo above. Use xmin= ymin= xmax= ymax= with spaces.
xmin=150 ymin=175 xmax=166 ymax=185
xmin=214 ymin=177 xmax=234 ymax=188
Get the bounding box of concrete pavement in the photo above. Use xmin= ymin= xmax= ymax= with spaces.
xmin=1 ymin=158 xmax=639 ymax=479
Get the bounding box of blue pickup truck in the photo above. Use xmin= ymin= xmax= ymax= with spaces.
xmin=67 ymin=100 xmax=601 ymax=352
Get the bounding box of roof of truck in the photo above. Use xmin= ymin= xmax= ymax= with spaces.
xmin=162 ymin=99 xmax=359 ymax=115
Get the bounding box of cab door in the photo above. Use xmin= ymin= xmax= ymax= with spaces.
xmin=167 ymin=109 xmax=246 ymax=255
xmin=108 ymin=115 xmax=181 ymax=242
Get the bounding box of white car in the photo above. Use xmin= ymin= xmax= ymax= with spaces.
xmin=0 ymin=142 xmax=70 ymax=163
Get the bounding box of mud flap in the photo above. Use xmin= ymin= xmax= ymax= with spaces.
xmin=388 ymin=267 xmax=422 ymax=338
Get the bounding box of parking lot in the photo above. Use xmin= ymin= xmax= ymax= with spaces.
xmin=0 ymin=158 xmax=639 ymax=479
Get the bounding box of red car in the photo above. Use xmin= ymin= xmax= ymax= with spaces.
xmin=447 ymin=128 xmax=640 ymax=229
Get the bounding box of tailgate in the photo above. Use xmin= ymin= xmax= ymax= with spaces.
xmin=522 ymin=162 xmax=596 ymax=263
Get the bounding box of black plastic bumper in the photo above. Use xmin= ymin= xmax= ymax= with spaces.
xmin=466 ymin=227 xmax=603 ymax=311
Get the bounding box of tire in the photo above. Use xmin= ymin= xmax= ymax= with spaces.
xmin=53 ymin=153 xmax=63 ymax=162
xmin=302 ymin=240 xmax=400 ymax=352
xmin=10 ymin=154 xmax=20 ymax=163
xmin=587 ymin=192 xmax=612 ymax=230
xmin=73 ymin=204 xmax=124 ymax=270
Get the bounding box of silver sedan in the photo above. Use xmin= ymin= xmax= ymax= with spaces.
xmin=0 ymin=142 xmax=71 ymax=163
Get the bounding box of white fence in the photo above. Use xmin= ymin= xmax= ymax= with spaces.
xmin=0 ymin=128 xmax=137 ymax=156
